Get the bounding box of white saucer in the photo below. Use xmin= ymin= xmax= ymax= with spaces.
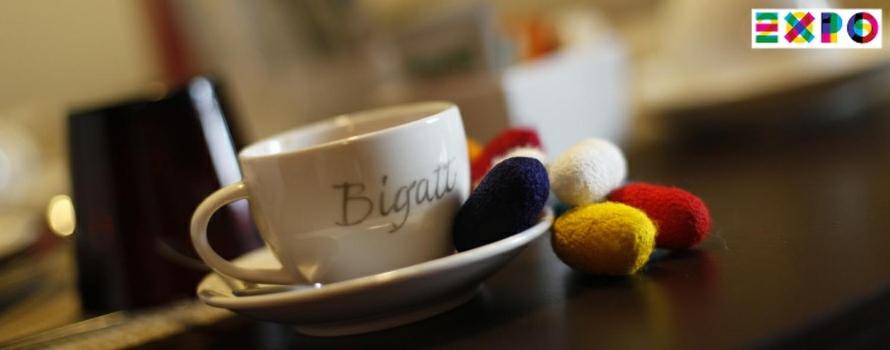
xmin=197 ymin=208 xmax=553 ymax=336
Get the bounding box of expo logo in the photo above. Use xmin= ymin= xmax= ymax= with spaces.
xmin=752 ymin=9 xmax=882 ymax=49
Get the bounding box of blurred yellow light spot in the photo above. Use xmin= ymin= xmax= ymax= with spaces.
xmin=47 ymin=195 xmax=75 ymax=237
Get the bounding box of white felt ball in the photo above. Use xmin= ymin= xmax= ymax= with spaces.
xmin=548 ymin=138 xmax=627 ymax=206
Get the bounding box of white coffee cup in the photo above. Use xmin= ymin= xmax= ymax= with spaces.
xmin=190 ymin=102 xmax=469 ymax=285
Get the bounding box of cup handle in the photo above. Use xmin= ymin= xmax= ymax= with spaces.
xmin=190 ymin=182 xmax=299 ymax=285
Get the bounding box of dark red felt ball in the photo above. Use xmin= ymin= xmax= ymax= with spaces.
xmin=471 ymin=128 xmax=542 ymax=183
xmin=607 ymin=183 xmax=711 ymax=250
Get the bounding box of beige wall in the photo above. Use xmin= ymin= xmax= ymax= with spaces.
xmin=0 ymin=0 xmax=159 ymax=112
xmin=0 ymin=0 xmax=159 ymax=204
xmin=0 ymin=0 xmax=160 ymax=169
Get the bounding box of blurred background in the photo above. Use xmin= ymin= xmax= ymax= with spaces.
xmin=1 ymin=0 xmax=890 ymax=345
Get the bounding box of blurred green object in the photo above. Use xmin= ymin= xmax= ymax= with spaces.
xmin=553 ymin=201 xmax=571 ymax=218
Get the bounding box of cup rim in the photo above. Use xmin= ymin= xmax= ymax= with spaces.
xmin=239 ymin=101 xmax=457 ymax=160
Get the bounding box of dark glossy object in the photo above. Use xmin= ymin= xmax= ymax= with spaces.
xmin=69 ymin=78 xmax=260 ymax=312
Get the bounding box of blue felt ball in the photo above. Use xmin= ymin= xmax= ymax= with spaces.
xmin=553 ymin=201 xmax=572 ymax=217
xmin=452 ymin=157 xmax=550 ymax=252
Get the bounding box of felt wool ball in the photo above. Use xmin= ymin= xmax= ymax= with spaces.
xmin=467 ymin=138 xmax=484 ymax=163
xmin=453 ymin=157 xmax=550 ymax=252
xmin=549 ymin=138 xmax=627 ymax=206
xmin=608 ymin=183 xmax=711 ymax=250
xmin=552 ymin=202 xmax=656 ymax=275
xmin=471 ymin=128 xmax=543 ymax=183
xmin=553 ymin=201 xmax=572 ymax=218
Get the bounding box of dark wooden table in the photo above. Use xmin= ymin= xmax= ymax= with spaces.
xmin=136 ymin=113 xmax=890 ymax=349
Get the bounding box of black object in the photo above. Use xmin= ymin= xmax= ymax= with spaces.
xmin=68 ymin=77 xmax=260 ymax=312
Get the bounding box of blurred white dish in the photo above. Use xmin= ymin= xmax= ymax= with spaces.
xmin=0 ymin=120 xmax=40 ymax=209
xmin=640 ymin=51 xmax=890 ymax=114
xmin=0 ymin=212 xmax=38 ymax=260
xmin=502 ymin=32 xmax=630 ymax=155
xmin=639 ymin=0 xmax=890 ymax=114
xmin=197 ymin=208 xmax=553 ymax=336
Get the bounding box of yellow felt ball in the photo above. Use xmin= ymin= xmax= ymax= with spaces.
xmin=552 ymin=202 xmax=656 ymax=275
xmin=467 ymin=137 xmax=484 ymax=162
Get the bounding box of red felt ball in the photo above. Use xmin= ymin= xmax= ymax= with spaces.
xmin=471 ymin=128 xmax=542 ymax=183
xmin=607 ymin=183 xmax=711 ymax=250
